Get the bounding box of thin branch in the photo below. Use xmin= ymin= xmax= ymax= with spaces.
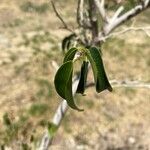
xmin=51 ymin=0 xmax=74 ymax=33
xmin=94 ymin=0 xmax=109 ymax=23
xmin=103 ymin=0 xmax=150 ymax=35
xmin=111 ymin=6 xmax=124 ymax=22
xmin=77 ymin=0 xmax=91 ymax=29
xmin=112 ymin=26 xmax=150 ymax=36
xmin=86 ymin=79 xmax=150 ymax=89
xmin=98 ymin=26 xmax=150 ymax=41
xmin=38 ymin=57 xmax=81 ymax=150
xmin=38 ymin=75 xmax=79 ymax=150
xmin=88 ymin=0 xmax=100 ymax=45
xmin=144 ymin=30 xmax=150 ymax=36
xmin=77 ymin=0 xmax=84 ymax=26
xmin=113 ymin=79 xmax=150 ymax=88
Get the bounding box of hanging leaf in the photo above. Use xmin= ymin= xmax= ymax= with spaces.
xmin=61 ymin=34 xmax=76 ymax=52
xmin=86 ymin=47 xmax=112 ymax=93
xmin=76 ymin=61 xmax=89 ymax=94
xmin=54 ymin=61 xmax=83 ymax=111
xmin=63 ymin=47 xmax=78 ymax=63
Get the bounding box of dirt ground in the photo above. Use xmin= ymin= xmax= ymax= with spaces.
xmin=0 ymin=0 xmax=150 ymax=150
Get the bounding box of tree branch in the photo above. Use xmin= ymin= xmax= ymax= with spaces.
xmin=77 ymin=0 xmax=91 ymax=29
xmin=38 ymin=58 xmax=85 ymax=150
xmin=88 ymin=0 xmax=100 ymax=45
xmin=103 ymin=0 xmax=150 ymax=35
xmin=94 ymin=0 xmax=150 ymax=43
xmin=38 ymin=75 xmax=80 ymax=150
xmin=77 ymin=0 xmax=84 ymax=26
xmin=98 ymin=26 xmax=150 ymax=41
xmin=111 ymin=6 xmax=124 ymax=22
xmin=86 ymin=79 xmax=150 ymax=89
xmin=51 ymin=0 xmax=74 ymax=33
xmin=94 ymin=0 xmax=109 ymax=23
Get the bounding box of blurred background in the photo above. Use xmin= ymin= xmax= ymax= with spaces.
xmin=0 ymin=0 xmax=149 ymax=149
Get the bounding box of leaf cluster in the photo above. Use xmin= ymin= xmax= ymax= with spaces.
xmin=54 ymin=47 xmax=112 ymax=111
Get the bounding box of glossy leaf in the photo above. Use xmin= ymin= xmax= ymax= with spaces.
xmin=76 ymin=61 xmax=89 ymax=94
xmin=54 ymin=61 xmax=83 ymax=111
xmin=63 ymin=47 xmax=78 ymax=63
xmin=86 ymin=47 xmax=112 ymax=93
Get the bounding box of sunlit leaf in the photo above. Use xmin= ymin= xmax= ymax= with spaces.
xmin=76 ymin=61 xmax=89 ymax=94
xmin=86 ymin=47 xmax=112 ymax=93
xmin=54 ymin=61 xmax=83 ymax=111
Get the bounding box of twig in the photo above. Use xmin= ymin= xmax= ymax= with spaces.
xmin=95 ymin=0 xmax=150 ymax=42
xmin=103 ymin=0 xmax=150 ymax=35
xmin=94 ymin=0 xmax=109 ymax=23
xmin=86 ymin=79 xmax=150 ymax=89
xmin=88 ymin=0 xmax=100 ymax=44
xmin=51 ymin=0 xmax=74 ymax=33
xmin=112 ymin=26 xmax=150 ymax=36
xmin=77 ymin=0 xmax=84 ymax=26
xmin=98 ymin=26 xmax=150 ymax=41
xmin=77 ymin=0 xmax=91 ymax=29
xmin=111 ymin=6 xmax=124 ymax=22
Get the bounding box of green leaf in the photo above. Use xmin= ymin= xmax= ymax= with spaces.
xmin=86 ymin=47 xmax=112 ymax=93
xmin=63 ymin=47 xmax=78 ymax=63
xmin=54 ymin=61 xmax=83 ymax=111
xmin=76 ymin=61 xmax=89 ymax=94
xmin=61 ymin=34 xmax=75 ymax=52
xmin=47 ymin=122 xmax=58 ymax=137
